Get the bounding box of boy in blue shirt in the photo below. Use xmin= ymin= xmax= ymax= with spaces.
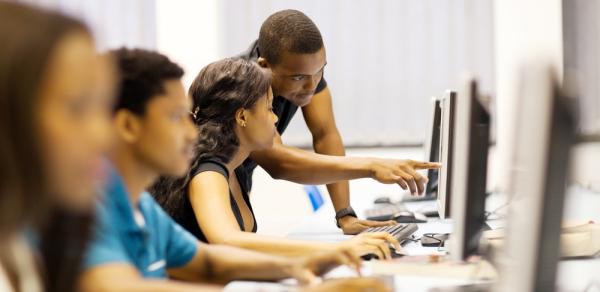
xmin=78 ymin=48 xmax=388 ymax=292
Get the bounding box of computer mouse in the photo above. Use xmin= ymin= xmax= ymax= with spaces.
xmin=422 ymin=210 xmax=440 ymax=218
xmin=374 ymin=197 xmax=392 ymax=204
xmin=360 ymin=248 xmax=405 ymax=261
xmin=360 ymin=253 xmax=379 ymax=261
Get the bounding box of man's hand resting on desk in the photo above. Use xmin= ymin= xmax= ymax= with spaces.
xmin=369 ymin=159 xmax=442 ymax=195
xmin=338 ymin=216 xmax=397 ymax=235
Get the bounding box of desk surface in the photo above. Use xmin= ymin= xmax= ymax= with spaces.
xmin=227 ymin=147 xmax=600 ymax=291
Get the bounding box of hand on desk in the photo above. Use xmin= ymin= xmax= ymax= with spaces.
xmin=288 ymin=248 xmax=362 ymax=285
xmin=302 ymin=278 xmax=392 ymax=292
xmin=369 ymin=159 xmax=441 ymax=195
xmin=339 ymin=215 xmax=397 ymax=235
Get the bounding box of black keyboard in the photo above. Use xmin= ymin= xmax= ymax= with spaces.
xmin=364 ymin=204 xmax=428 ymax=223
xmin=364 ymin=204 xmax=409 ymax=221
xmin=401 ymin=193 xmax=437 ymax=202
xmin=359 ymin=223 xmax=418 ymax=260
xmin=361 ymin=223 xmax=418 ymax=245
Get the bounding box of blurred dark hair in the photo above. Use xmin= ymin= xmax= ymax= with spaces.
xmin=0 ymin=2 xmax=93 ymax=292
xmin=110 ymin=47 xmax=184 ymax=115
xmin=151 ymin=58 xmax=270 ymax=223
xmin=258 ymin=9 xmax=324 ymax=65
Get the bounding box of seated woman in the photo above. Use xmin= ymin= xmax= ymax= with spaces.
xmin=0 ymin=2 xmax=114 ymax=291
xmin=152 ymin=58 xmax=400 ymax=259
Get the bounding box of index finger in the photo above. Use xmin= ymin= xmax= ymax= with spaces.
xmin=413 ymin=161 xmax=442 ymax=169
xmin=296 ymin=269 xmax=317 ymax=286
xmin=340 ymin=249 xmax=362 ymax=276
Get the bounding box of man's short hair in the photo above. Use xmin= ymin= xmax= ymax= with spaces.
xmin=258 ymin=9 xmax=324 ymax=65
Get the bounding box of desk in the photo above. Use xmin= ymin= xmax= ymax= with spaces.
xmin=286 ymin=148 xmax=600 ymax=292
xmin=227 ymin=147 xmax=600 ymax=291
xmin=285 ymin=188 xmax=600 ymax=291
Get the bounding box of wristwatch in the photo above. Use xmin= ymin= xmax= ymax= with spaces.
xmin=335 ymin=207 xmax=357 ymax=228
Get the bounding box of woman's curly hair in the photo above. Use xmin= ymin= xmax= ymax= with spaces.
xmin=150 ymin=58 xmax=271 ymax=223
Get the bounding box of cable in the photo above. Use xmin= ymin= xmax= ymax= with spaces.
xmin=484 ymin=200 xmax=511 ymax=221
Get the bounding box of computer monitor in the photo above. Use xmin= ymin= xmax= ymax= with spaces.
xmin=495 ymin=65 xmax=576 ymax=292
xmin=437 ymin=91 xmax=457 ymax=219
xmin=404 ymin=97 xmax=442 ymax=203
xmin=424 ymin=97 xmax=442 ymax=196
xmin=449 ymin=78 xmax=491 ymax=261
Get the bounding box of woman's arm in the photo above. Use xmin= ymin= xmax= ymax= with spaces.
xmin=189 ymin=171 xmax=334 ymax=256
xmin=188 ymin=172 xmax=401 ymax=258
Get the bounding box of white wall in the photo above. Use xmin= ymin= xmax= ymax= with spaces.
xmin=564 ymin=0 xmax=600 ymax=135
xmin=562 ymin=0 xmax=600 ymax=191
xmin=155 ymin=0 xmax=221 ymax=88
xmin=493 ymin=0 xmax=564 ymax=191
xmin=218 ymin=0 xmax=495 ymax=147
xmin=18 ymin=0 xmax=156 ymax=51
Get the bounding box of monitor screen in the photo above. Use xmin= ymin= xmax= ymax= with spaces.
xmin=424 ymin=97 xmax=442 ymax=196
xmin=449 ymin=78 xmax=491 ymax=261
xmin=437 ymin=90 xmax=457 ymax=219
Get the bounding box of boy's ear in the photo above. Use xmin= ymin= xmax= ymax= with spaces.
xmin=257 ymin=57 xmax=270 ymax=69
xmin=114 ymin=110 xmax=143 ymax=143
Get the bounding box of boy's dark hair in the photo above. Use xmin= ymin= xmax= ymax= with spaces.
xmin=258 ymin=9 xmax=324 ymax=65
xmin=110 ymin=48 xmax=184 ymax=114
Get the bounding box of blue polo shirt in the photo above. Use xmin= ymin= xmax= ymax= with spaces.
xmin=84 ymin=166 xmax=198 ymax=278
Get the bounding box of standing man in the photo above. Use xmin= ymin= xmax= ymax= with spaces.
xmin=237 ymin=10 xmax=440 ymax=234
